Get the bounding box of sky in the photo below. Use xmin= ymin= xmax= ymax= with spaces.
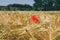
xmin=0 ymin=0 xmax=34 ymax=6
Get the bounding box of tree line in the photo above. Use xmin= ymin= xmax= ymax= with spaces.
xmin=0 ymin=0 xmax=60 ymax=11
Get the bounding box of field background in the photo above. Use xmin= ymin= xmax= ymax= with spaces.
xmin=0 ymin=11 xmax=60 ymax=40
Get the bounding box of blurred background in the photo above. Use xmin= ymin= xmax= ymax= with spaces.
xmin=0 ymin=0 xmax=60 ymax=11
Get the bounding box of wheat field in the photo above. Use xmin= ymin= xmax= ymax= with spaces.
xmin=0 ymin=11 xmax=60 ymax=40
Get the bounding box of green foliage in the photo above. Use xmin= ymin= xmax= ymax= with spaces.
xmin=0 ymin=4 xmax=33 ymax=11
xmin=53 ymin=0 xmax=60 ymax=10
xmin=33 ymin=0 xmax=54 ymax=11
xmin=0 ymin=0 xmax=60 ymax=11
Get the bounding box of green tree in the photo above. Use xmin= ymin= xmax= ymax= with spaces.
xmin=53 ymin=0 xmax=60 ymax=10
xmin=33 ymin=0 xmax=54 ymax=11
xmin=7 ymin=4 xmax=33 ymax=11
xmin=23 ymin=4 xmax=33 ymax=11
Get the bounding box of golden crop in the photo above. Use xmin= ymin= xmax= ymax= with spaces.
xmin=0 ymin=11 xmax=60 ymax=40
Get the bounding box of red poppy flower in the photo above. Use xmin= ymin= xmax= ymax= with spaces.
xmin=30 ymin=15 xmax=39 ymax=23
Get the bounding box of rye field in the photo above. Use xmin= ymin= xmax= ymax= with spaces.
xmin=0 ymin=11 xmax=60 ymax=40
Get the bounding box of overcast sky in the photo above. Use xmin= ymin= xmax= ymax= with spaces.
xmin=0 ymin=0 xmax=34 ymax=6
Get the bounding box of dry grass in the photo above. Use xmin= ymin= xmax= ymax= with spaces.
xmin=0 ymin=11 xmax=60 ymax=40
